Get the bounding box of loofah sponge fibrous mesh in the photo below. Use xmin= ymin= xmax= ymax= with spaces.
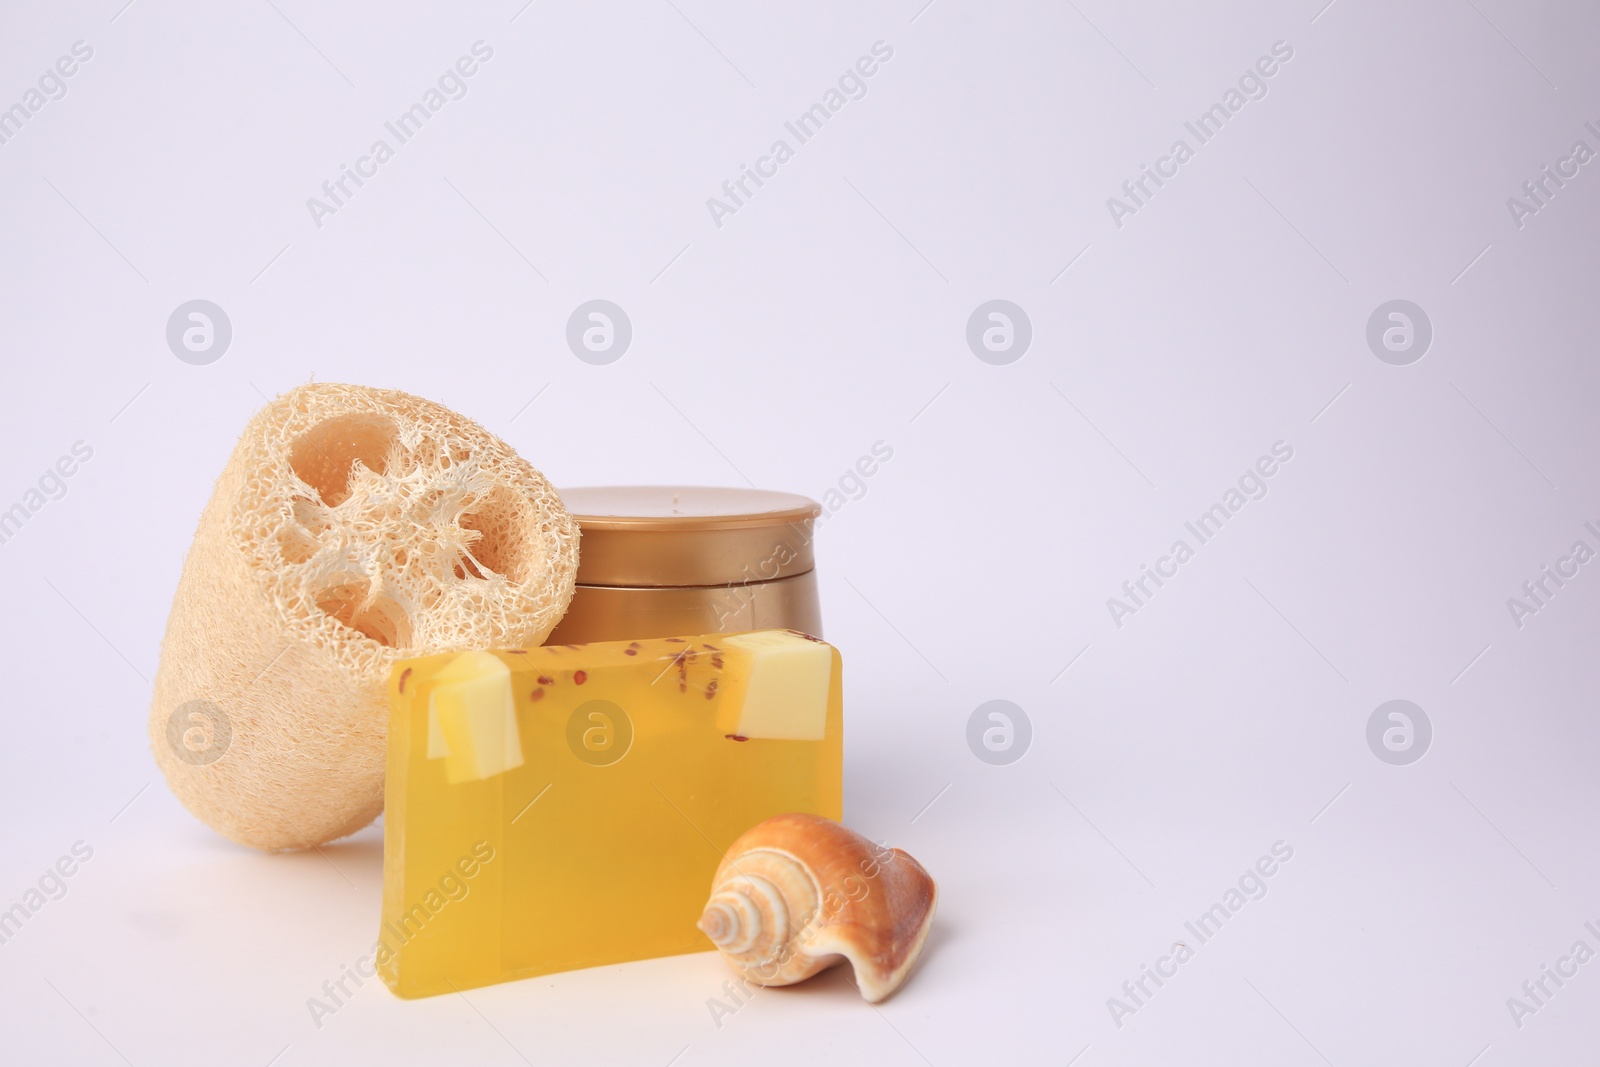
xmin=150 ymin=383 xmax=579 ymax=851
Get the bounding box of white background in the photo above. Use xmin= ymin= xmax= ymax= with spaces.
xmin=2 ymin=1 xmax=1598 ymax=1064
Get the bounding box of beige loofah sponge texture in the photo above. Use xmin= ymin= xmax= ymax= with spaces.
xmin=149 ymin=383 xmax=579 ymax=851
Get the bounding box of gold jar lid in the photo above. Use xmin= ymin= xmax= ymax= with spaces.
xmin=559 ymin=486 xmax=821 ymax=588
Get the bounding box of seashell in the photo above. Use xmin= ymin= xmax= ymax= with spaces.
xmin=697 ymin=812 xmax=937 ymax=1003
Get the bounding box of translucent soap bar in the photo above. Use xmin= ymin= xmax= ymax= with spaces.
xmin=378 ymin=629 xmax=843 ymax=997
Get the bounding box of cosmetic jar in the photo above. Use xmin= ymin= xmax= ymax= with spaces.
xmin=545 ymin=486 xmax=823 ymax=643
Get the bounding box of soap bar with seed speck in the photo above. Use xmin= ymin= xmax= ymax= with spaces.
xmin=378 ymin=629 xmax=842 ymax=997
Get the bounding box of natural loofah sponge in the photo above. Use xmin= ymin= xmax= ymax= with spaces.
xmin=149 ymin=383 xmax=578 ymax=851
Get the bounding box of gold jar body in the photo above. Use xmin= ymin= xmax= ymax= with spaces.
xmin=546 ymin=487 xmax=823 ymax=644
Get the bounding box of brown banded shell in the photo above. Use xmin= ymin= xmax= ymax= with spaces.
xmin=697 ymin=813 xmax=937 ymax=1003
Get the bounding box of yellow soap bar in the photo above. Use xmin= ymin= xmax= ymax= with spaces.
xmin=378 ymin=629 xmax=843 ymax=998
